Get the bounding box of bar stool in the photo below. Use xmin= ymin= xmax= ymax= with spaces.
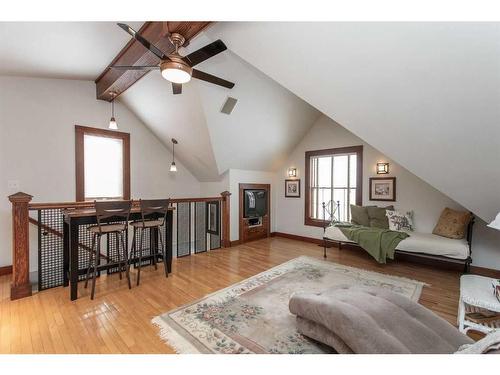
xmin=84 ymin=200 xmax=132 ymax=300
xmin=130 ymin=199 xmax=170 ymax=285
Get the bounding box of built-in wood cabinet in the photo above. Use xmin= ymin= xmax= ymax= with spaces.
xmin=239 ymin=183 xmax=270 ymax=244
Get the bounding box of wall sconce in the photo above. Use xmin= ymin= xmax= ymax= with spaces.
xmin=376 ymin=162 xmax=389 ymax=174
xmin=288 ymin=168 xmax=297 ymax=178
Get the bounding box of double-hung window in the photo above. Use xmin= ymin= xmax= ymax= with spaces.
xmin=75 ymin=125 xmax=130 ymax=201
xmin=305 ymin=146 xmax=363 ymax=226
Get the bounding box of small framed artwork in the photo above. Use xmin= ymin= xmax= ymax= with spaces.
xmin=369 ymin=177 xmax=396 ymax=201
xmin=285 ymin=179 xmax=301 ymax=198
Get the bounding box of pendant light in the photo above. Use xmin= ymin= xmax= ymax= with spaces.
xmin=170 ymin=138 xmax=178 ymax=172
xmin=108 ymin=92 xmax=118 ymax=130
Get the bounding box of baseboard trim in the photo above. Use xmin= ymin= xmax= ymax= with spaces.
xmin=230 ymin=240 xmax=241 ymax=247
xmin=272 ymin=232 xmax=324 ymax=245
xmin=470 ymin=265 xmax=500 ymax=279
xmin=0 ymin=265 xmax=12 ymax=276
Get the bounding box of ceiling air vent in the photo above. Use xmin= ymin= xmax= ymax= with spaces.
xmin=220 ymin=97 xmax=238 ymax=115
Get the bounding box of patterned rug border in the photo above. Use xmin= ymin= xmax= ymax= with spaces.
xmin=152 ymin=256 xmax=428 ymax=353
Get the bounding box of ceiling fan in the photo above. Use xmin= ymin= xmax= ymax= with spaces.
xmin=112 ymin=23 xmax=235 ymax=95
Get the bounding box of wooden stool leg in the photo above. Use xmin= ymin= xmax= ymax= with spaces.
xmin=120 ymin=231 xmax=132 ymax=290
xmin=158 ymin=228 xmax=168 ymax=278
xmin=137 ymin=228 xmax=144 ymax=286
xmin=152 ymin=227 xmax=158 ymax=270
xmin=116 ymin=232 xmax=123 ymax=280
xmin=130 ymin=227 xmax=136 ymax=274
xmin=91 ymin=235 xmax=101 ymax=300
xmin=85 ymin=233 xmax=97 ymax=289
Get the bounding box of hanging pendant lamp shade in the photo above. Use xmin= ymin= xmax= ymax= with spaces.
xmin=170 ymin=138 xmax=178 ymax=172
xmin=108 ymin=92 xmax=118 ymax=130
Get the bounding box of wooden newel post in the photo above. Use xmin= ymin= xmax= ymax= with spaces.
xmin=8 ymin=192 xmax=33 ymax=300
xmin=220 ymin=191 xmax=231 ymax=248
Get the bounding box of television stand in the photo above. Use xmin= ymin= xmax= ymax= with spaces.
xmin=239 ymin=183 xmax=270 ymax=244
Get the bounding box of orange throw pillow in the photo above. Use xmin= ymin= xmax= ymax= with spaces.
xmin=432 ymin=208 xmax=472 ymax=239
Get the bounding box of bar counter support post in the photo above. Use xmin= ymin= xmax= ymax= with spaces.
xmin=8 ymin=192 xmax=33 ymax=300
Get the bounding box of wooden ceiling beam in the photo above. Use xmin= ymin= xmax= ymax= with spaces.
xmin=95 ymin=21 xmax=212 ymax=101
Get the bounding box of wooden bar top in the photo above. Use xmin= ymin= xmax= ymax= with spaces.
xmin=63 ymin=206 xmax=175 ymax=218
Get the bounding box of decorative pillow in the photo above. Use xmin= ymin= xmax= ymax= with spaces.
xmin=432 ymin=208 xmax=472 ymax=239
xmin=350 ymin=205 xmax=372 ymax=227
xmin=367 ymin=205 xmax=394 ymax=229
xmin=386 ymin=210 xmax=414 ymax=232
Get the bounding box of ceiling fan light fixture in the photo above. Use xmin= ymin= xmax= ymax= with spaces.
xmin=161 ymin=60 xmax=192 ymax=84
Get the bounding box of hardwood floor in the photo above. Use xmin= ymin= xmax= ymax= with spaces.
xmin=0 ymin=237 xmax=464 ymax=354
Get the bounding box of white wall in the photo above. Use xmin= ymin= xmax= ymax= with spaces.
xmin=0 ymin=76 xmax=201 ymax=271
xmin=274 ymin=115 xmax=500 ymax=270
xmin=199 ymin=171 xmax=230 ymax=197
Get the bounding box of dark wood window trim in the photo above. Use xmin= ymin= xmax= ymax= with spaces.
xmin=304 ymin=145 xmax=363 ymax=227
xmin=75 ymin=125 xmax=131 ymax=202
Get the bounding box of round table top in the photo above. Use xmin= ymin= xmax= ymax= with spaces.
xmin=460 ymin=274 xmax=500 ymax=312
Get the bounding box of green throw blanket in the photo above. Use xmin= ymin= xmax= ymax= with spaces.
xmin=337 ymin=225 xmax=409 ymax=264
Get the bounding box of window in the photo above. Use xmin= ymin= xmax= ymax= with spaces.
xmin=75 ymin=125 xmax=130 ymax=201
xmin=305 ymin=146 xmax=363 ymax=226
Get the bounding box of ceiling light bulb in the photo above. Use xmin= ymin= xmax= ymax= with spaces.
xmin=160 ymin=60 xmax=192 ymax=84
xmin=162 ymin=68 xmax=191 ymax=84
xmin=109 ymin=117 xmax=118 ymax=130
xmin=170 ymin=161 xmax=177 ymax=172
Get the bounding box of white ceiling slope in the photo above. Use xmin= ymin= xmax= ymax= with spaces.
xmin=121 ymin=29 xmax=320 ymax=180
xmin=208 ymin=22 xmax=500 ymax=222
xmin=119 ymin=71 xmax=220 ymax=181
xmin=188 ymin=33 xmax=321 ymax=174
xmin=0 ymin=22 xmax=143 ymax=79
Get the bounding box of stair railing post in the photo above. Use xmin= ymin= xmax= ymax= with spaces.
xmin=220 ymin=191 xmax=231 ymax=247
xmin=8 ymin=192 xmax=33 ymax=300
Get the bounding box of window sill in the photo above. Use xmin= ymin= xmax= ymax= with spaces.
xmin=304 ymin=217 xmax=329 ymax=228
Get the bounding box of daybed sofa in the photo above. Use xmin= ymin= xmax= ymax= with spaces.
xmin=322 ymin=205 xmax=475 ymax=272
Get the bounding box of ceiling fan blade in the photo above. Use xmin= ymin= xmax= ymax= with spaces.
xmin=183 ymin=40 xmax=227 ymax=67
xmin=192 ymin=69 xmax=235 ymax=89
xmin=172 ymin=83 xmax=182 ymax=95
xmin=110 ymin=65 xmax=160 ymax=70
xmin=117 ymin=23 xmax=169 ymax=61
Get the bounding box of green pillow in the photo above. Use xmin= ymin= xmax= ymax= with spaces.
xmin=350 ymin=205 xmax=371 ymax=227
xmin=367 ymin=205 xmax=394 ymax=229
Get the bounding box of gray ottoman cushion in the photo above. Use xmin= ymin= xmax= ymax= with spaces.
xmin=296 ymin=316 xmax=354 ymax=354
xmin=289 ymin=285 xmax=473 ymax=354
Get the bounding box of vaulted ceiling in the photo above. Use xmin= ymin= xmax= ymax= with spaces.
xmin=1 ymin=22 xmax=498 ymax=222
xmin=120 ymin=31 xmax=320 ymax=180
xmin=0 ymin=22 xmax=320 ymax=182
xmin=206 ymin=22 xmax=500 ymax=222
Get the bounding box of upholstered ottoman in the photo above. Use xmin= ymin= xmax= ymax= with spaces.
xmin=289 ymin=285 xmax=474 ymax=354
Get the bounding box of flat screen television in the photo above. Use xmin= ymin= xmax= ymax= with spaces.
xmin=244 ymin=189 xmax=267 ymax=218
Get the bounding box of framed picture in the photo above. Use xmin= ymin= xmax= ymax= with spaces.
xmin=369 ymin=177 xmax=396 ymax=201
xmin=285 ymin=179 xmax=301 ymax=198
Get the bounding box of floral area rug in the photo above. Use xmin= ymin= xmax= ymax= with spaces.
xmin=152 ymin=256 xmax=425 ymax=354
